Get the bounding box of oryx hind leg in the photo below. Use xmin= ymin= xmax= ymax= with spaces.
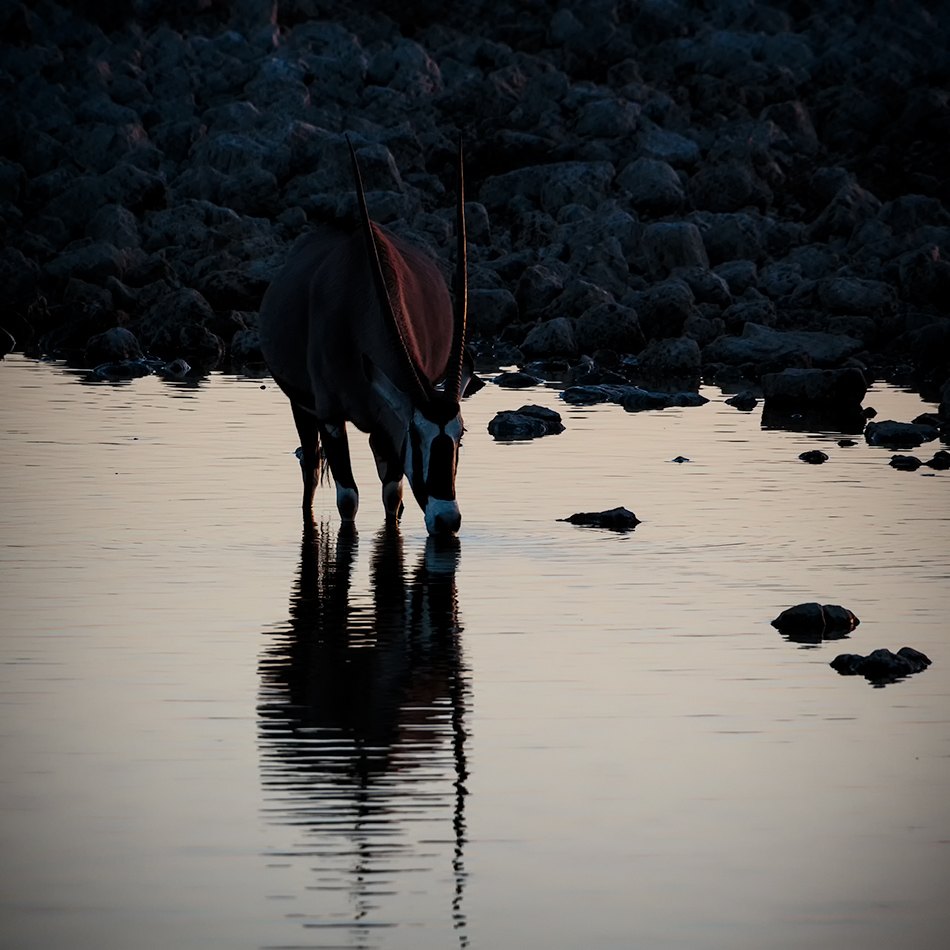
xmin=320 ymin=422 xmax=359 ymax=522
xmin=290 ymin=402 xmax=322 ymax=511
xmin=370 ymin=431 xmax=405 ymax=522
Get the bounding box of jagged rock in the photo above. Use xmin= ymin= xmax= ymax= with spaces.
xmin=520 ymin=317 xmax=577 ymax=360
xmin=573 ymin=302 xmax=645 ymax=355
xmin=618 ymin=158 xmax=685 ymax=216
xmin=642 ymin=222 xmax=709 ymax=279
xmin=703 ymin=323 xmax=862 ymax=368
xmin=559 ymin=507 xmax=640 ymax=531
xmin=488 ymin=405 xmax=564 ymax=440
xmin=469 ymin=288 xmax=518 ymax=339
xmin=636 ymin=336 xmax=701 ymax=379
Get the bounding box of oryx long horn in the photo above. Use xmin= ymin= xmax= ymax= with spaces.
xmin=346 ymin=134 xmax=429 ymax=402
xmin=445 ymin=137 xmax=468 ymax=403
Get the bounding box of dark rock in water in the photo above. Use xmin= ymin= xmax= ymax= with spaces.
xmin=520 ymin=317 xmax=577 ymax=360
xmin=725 ymin=391 xmax=758 ymax=411
xmin=865 ymin=420 xmax=939 ymax=449
xmin=559 ymin=507 xmax=640 ymax=531
xmin=91 ymin=360 xmax=152 ymax=381
xmin=494 ymin=371 xmax=542 ymax=389
xmin=761 ymin=368 xmax=867 ymax=411
xmin=83 ymin=327 xmax=143 ymax=366
xmin=158 ymin=359 xmax=192 ymax=379
xmin=925 ymin=451 xmax=950 ymax=470
xmin=637 ymin=336 xmax=702 ymax=380
xmin=772 ymin=602 xmax=860 ymax=643
xmin=838 ymin=439 xmax=857 ymax=447
xmin=890 ymin=454 xmax=922 ymax=470
xmin=831 ymin=647 xmax=931 ymax=685
xmin=799 ymin=450 xmax=829 ymax=464
xmin=488 ymin=405 xmax=564 ymax=441
xmin=560 ymin=384 xmax=708 ymax=412
xmin=671 ymin=456 xmax=690 ymax=463
xmin=702 ymin=323 xmax=862 ymax=369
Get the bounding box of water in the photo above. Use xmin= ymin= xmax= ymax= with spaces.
xmin=1 ymin=353 xmax=948 ymax=950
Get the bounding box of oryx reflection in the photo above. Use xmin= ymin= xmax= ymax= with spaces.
xmin=258 ymin=521 xmax=470 ymax=947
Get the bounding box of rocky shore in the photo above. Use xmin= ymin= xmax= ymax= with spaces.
xmin=1 ymin=1 xmax=948 ymax=426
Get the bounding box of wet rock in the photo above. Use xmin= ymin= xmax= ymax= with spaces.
xmin=799 ymin=450 xmax=829 ymax=464
xmin=494 ymin=372 xmax=542 ymax=389
xmin=925 ymin=451 xmax=950 ymax=470
xmin=865 ymin=421 xmax=939 ymax=449
xmin=890 ymin=455 xmax=922 ymax=471
xmin=558 ymin=507 xmax=640 ymax=531
xmin=725 ymin=391 xmax=758 ymax=411
xmin=623 ymin=389 xmax=707 ymax=412
xmin=772 ymin=603 xmax=860 ymax=643
xmin=488 ymin=405 xmax=564 ymax=441
xmin=831 ymin=647 xmax=931 ymax=686
xmin=83 ymin=327 xmax=143 ymax=365
xmin=762 ymin=368 xmax=868 ymax=411
xmin=91 ymin=360 xmax=153 ymax=381
xmin=838 ymin=439 xmax=857 ymax=447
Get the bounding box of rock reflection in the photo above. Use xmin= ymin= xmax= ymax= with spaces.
xmin=258 ymin=521 xmax=470 ymax=946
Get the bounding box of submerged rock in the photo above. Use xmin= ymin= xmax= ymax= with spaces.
xmin=488 ymin=405 xmax=564 ymax=441
xmin=890 ymin=454 xmax=922 ymax=470
xmin=762 ymin=367 xmax=867 ymax=411
xmin=771 ymin=602 xmax=860 ymax=643
xmin=830 ymin=647 xmax=931 ymax=686
xmin=725 ymin=391 xmax=758 ymax=411
xmin=494 ymin=371 xmax=542 ymax=389
xmin=865 ymin=420 xmax=939 ymax=448
xmin=799 ymin=450 xmax=829 ymax=464
xmin=559 ymin=507 xmax=640 ymax=531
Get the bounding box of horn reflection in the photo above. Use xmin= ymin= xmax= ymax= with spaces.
xmin=258 ymin=521 xmax=470 ymax=946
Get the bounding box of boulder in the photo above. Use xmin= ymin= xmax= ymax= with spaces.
xmin=703 ymin=323 xmax=863 ymax=368
xmin=520 ymin=317 xmax=577 ymax=359
xmin=636 ymin=336 xmax=702 ymax=379
xmin=831 ymin=647 xmax=931 ymax=685
xmin=761 ymin=368 xmax=868 ymax=411
xmin=772 ymin=602 xmax=859 ymax=643
xmin=642 ymin=222 xmax=709 ymax=278
xmin=83 ymin=327 xmax=143 ymax=365
xmin=865 ymin=420 xmax=939 ymax=448
xmin=618 ymin=158 xmax=685 ymax=216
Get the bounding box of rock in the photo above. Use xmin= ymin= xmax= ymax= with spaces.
xmin=558 ymin=507 xmax=640 ymax=531
xmin=636 ymin=336 xmax=702 ymax=380
xmin=725 ymin=391 xmax=758 ymax=411
xmin=688 ymin=162 xmax=771 ymax=213
xmin=515 ymin=264 xmax=564 ymax=317
xmin=634 ymin=280 xmax=699 ymax=340
xmin=865 ymin=421 xmax=939 ymax=448
xmin=703 ymin=324 xmax=863 ymax=369
xmin=488 ymin=405 xmax=564 ymax=440
xmin=493 ymin=372 xmax=542 ymax=389
xmin=713 ymin=260 xmax=758 ymax=295
xmin=772 ymin=602 xmax=860 ymax=643
xmin=799 ymin=450 xmax=829 ymax=464
xmin=520 ymin=318 xmax=577 ymax=360
xmin=637 ymin=129 xmax=701 ymax=167
xmin=83 ymin=327 xmax=143 ymax=365
xmin=761 ymin=368 xmax=868 ymax=411
xmin=831 ymin=647 xmax=931 ymax=685
xmin=642 ymin=222 xmax=709 ymax=279
xmin=623 ymin=389 xmax=707 ymax=412
xmin=890 ymin=455 xmax=922 ymax=470
xmin=618 ymin=158 xmax=685 ymax=216
xmin=817 ymin=277 xmax=897 ymax=316
xmin=469 ymin=287 xmax=518 ymax=339
xmin=90 ymin=360 xmax=154 ymax=381
xmin=574 ymin=303 xmax=645 ymax=355
xmin=230 ymin=328 xmax=263 ymax=363
xmin=925 ymin=450 xmax=950 ymax=470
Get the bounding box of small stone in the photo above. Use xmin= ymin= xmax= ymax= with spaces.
xmin=559 ymin=507 xmax=640 ymax=531
xmin=838 ymin=439 xmax=857 ymax=447
xmin=890 ymin=455 xmax=922 ymax=470
xmin=488 ymin=405 xmax=564 ymax=441
xmin=866 ymin=420 xmax=939 ymax=448
xmin=925 ymin=451 xmax=950 ymax=470
xmin=799 ymin=450 xmax=829 ymax=464
xmin=671 ymin=456 xmax=690 ymax=463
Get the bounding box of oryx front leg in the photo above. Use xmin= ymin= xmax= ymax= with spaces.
xmin=320 ymin=422 xmax=359 ymax=523
xmin=370 ymin=431 xmax=405 ymax=523
xmin=291 ymin=402 xmax=322 ymax=511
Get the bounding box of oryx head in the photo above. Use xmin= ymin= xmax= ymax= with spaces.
xmin=349 ymin=136 xmax=472 ymax=536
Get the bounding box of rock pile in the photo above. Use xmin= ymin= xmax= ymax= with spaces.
xmin=0 ymin=1 xmax=948 ymax=407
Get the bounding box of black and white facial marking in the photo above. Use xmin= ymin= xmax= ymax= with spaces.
xmin=404 ymin=402 xmax=464 ymax=536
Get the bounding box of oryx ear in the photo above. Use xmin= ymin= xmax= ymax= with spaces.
xmin=459 ymin=347 xmax=485 ymax=398
xmin=363 ymin=354 xmax=413 ymax=418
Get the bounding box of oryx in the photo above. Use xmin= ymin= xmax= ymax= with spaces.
xmin=258 ymin=139 xmax=478 ymax=535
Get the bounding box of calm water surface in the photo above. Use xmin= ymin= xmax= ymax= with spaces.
xmin=1 ymin=354 xmax=948 ymax=950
